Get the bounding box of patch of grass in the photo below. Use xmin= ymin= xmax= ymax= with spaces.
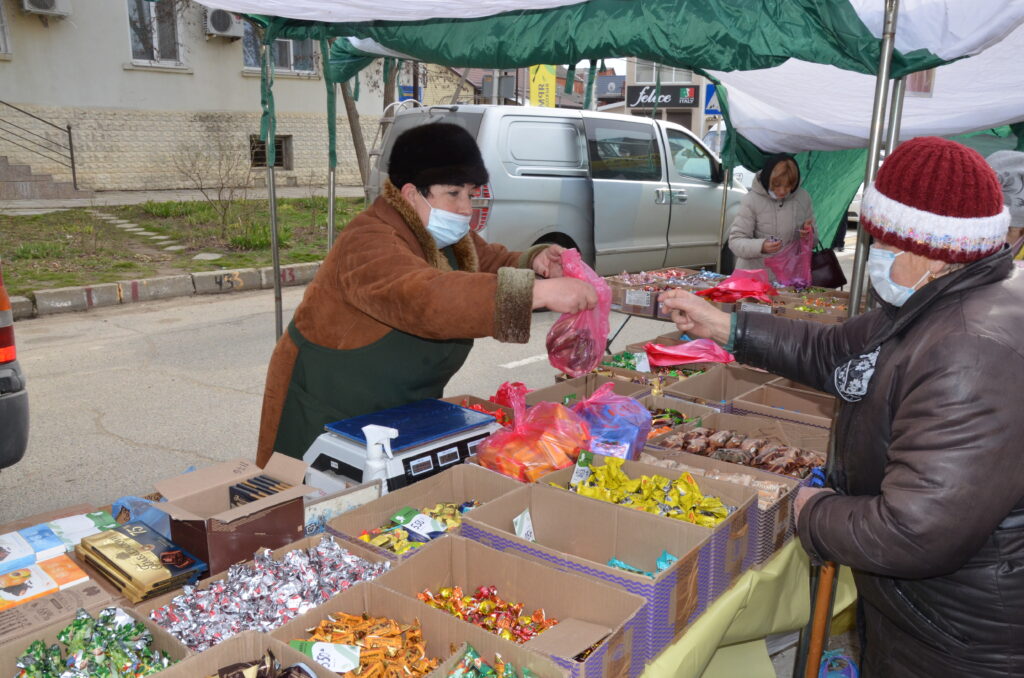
xmin=0 ymin=197 xmax=364 ymax=296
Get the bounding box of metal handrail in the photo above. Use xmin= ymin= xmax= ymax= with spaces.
xmin=0 ymin=99 xmax=78 ymax=189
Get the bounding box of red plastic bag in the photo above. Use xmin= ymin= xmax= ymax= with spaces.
xmin=695 ymin=269 xmax=777 ymax=304
xmin=571 ymin=382 xmax=651 ymax=460
xmin=644 ymin=338 xmax=735 ymax=367
xmin=476 ymin=382 xmax=590 ymax=482
xmin=546 ymin=249 xmax=612 ymax=377
xmin=490 ymin=381 xmax=530 ymax=408
xmin=764 ymin=228 xmax=814 ymax=288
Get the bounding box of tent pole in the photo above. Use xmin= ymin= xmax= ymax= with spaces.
xmin=716 ymin=167 xmax=732 ymax=272
xmin=848 ymin=0 xmax=900 ymax=319
xmin=327 ymin=166 xmax=337 ymax=246
xmin=268 ymin=164 xmax=283 ymax=340
xmin=885 ymin=77 xmax=907 ymax=155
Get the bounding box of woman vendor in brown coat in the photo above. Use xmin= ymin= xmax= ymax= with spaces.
xmin=256 ymin=123 xmax=597 ymax=465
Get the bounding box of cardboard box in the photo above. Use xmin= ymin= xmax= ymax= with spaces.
xmin=0 ymin=601 xmax=188 ymax=674
xmin=661 ymin=364 xmax=777 ymax=410
xmin=640 ymin=448 xmax=801 ymax=566
xmin=541 ymin=455 xmax=757 ymax=602
xmin=767 ymin=378 xmax=832 ymax=397
xmin=443 ymin=394 xmax=515 ymax=423
xmin=304 ymin=479 xmax=384 ymax=537
xmin=608 ymin=280 xmax=664 ymax=317
xmin=731 ymin=383 xmax=836 ymax=430
xmin=639 ymin=394 xmax=718 ymax=428
xmin=327 ymin=463 xmax=522 ymax=561
xmin=153 ymin=631 xmax=335 ymax=678
xmin=271 ymin=583 xmax=568 ymax=678
xmin=136 ymin=534 xmax=390 ymax=637
xmin=461 ymin=483 xmax=713 ymax=662
xmin=646 ymin=412 xmax=829 ymax=480
xmin=375 ymin=536 xmax=647 ymax=678
xmin=526 ymin=374 xmax=649 ymax=408
xmin=0 ymin=581 xmax=115 ymax=647
xmin=153 ymin=454 xmax=314 ymax=575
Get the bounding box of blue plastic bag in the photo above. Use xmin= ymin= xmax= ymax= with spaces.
xmin=572 ymin=382 xmax=651 ymax=461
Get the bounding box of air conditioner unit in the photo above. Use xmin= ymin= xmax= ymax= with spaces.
xmin=21 ymin=0 xmax=72 ymax=17
xmin=205 ymin=9 xmax=244 ymax=39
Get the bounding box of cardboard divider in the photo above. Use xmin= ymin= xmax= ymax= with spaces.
xmin=731 ymin=383 xmax=836 ymax=429
xmin=461 ymin=483 xmax=713 ymax=662
xmin=640 ymin=448 xmax=801 ymax=566
xmin=539 ymin=455 xmax=757 ymax=603
xmin=151 ymin=631 xmax=336 ymax=677
xmin=374 ymin=535 xmax=647 ymax=678
xmin=661 ymin=364 xmax=777 ymax=411
xmin=526 ymin=374 xmax=649 ymax=408
xmin=270 ymin=582 xmax=568 ymax=678
xmin=327 ymin=463 xmax=523 ymax=561
xmin=0 ymin=601 xmax=190 ymax=674
xmin=442 ymin=395 xmax=515 ymax=423
xmin=623 ymin=331 xmax=687 ymax=354
xmin=766 ymin=378 xmax=831 ymax=397
xmin=153 ymin=454 xmax=315 ymax=576
xmin=639 ymin=395 xmax=718 ymax=428
xmin=136 ymin=534 xmax=390 ymax=637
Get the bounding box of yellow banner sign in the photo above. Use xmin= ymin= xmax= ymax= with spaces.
xmin=530 ymin=65 xmax=557 ymax=108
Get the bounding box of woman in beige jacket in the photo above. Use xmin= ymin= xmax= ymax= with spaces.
xmin=728 ymin=154 xmax=814 ymax=271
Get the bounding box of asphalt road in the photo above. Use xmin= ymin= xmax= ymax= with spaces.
xmin=0 ymin=288 xmax=669 ymax=522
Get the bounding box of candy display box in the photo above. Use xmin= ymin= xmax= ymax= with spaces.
xmin=0 ymin=602 xmax=189 ymax=674
xmin=152 ymin=631 xmax=335 ymax=677
xmin=662 ymin=364 xmax=777 ymax=411
xmin=462 ymin=483 xmax=714 ymax=662
xmin=0 ymin=580 xmax=116 ymax=647
xmin=640 ymin=447 xmax=802 ymax=566
xmin=271 ymin=583 xmax=568 ymax=678
xmin=327 ymin=462 xmax=522 ymax=561
xmin=375 ymin=536 xmax=647 ymax=678
xmin=526 ymin=374 xmax=650 ymax=408
xmin=540 ymin=455 xmax=757 ymax=602
xmin=731 ymin=383 xmax=835 ymax=430
xmin=153 ymin=454 xmax=314 ymax=576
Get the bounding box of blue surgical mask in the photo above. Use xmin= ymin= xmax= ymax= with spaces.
xmin=867 ymin=246 xmax=929 ymax=307
xmin=418 ymin=193 xmax=471 ymax=248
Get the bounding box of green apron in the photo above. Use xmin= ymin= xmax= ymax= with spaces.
xmin=274 ymin=247 xmax=474 ymax=459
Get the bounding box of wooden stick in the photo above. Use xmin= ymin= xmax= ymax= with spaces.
xmin=803 ymin=560 xmax=838 ymax=678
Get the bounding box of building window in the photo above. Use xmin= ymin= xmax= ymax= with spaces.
xmin=250 ymin=135 xmax=293 ymax=169
xmin=243 ymin=24 xmax=315 ymax=74
xmin=635 ymin=59 xmax=692 ymax=85
xmin=127 ymin=0 xmax=181 ymax=64
xmin=0 ymin=1 xmax=9 ymax=55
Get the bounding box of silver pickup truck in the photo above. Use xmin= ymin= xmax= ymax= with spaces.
xmin=368 ymin=105 xmax=747 ymax=275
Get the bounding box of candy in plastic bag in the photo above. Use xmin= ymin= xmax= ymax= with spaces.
xmin=546 ymin=249 xmax=611 ymax=377
xmin=572 ymin=382 xmax=650 ymax=461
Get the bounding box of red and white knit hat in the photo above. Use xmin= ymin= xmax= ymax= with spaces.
xmin=861 ymin=136 xmax=1009 ymax=263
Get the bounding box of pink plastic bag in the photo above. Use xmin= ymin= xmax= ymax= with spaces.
xmin=571 ymin=382 xmax=651 ymax=460
xmin=546 ymin=249 xmax=612 ymax=377
xmin=476 ymin=382 xmax=590 ymax=482
xmin=696 ymin=269 xmax=777 ymax=303
xmin=764 ymin=228 xmax=814 ymax=288
xmin=644 ymin=338 xmax=735 ymax=367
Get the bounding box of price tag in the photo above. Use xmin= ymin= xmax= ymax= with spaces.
xmin=591 ymin=439 xmax=631 ymax=459
xmin=405 ymin=513 xmax=444 ymax=538
xmin=290 ymin=641 xmax=361 ymax=672
xmin=513 ymin=509 xmax=536 ymax=542
xmin=739 ymin=301 xmax=772 ymax=314
xmin=625 ymin=289 xmax=652 ymax=307
xmin=570 ymin=450 xmax=595 ymax=487
xmin=634 ymin=352 xmax=651 ymax=373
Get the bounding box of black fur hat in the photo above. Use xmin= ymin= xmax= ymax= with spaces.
xmin=388 ymin=122 xmax=489 ymax=190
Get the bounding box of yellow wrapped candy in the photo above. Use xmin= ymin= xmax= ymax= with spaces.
xmin=572 ymin=458 xmax=730 ymax=528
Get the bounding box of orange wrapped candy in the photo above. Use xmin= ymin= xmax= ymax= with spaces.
xmin=476 ymin=383 xmax=589 ymax=482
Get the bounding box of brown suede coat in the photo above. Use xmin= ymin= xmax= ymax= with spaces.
xmin=256 ymin=181 xmax=541 ymax=466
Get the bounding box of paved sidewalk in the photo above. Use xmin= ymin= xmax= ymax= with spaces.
xmin=0 ymin=184 xmax=367 ymax=215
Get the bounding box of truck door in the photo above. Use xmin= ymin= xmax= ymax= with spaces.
xmin=663 ymin=126 xmax=724 ymax=269
xmin=584 ymin=117 xmax=671 ymax=275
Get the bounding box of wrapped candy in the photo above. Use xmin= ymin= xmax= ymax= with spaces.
xmin=417 ymin=586 xmax=558 ymax=644
xmin=563 ymin=457 xmax=731 ymax=528
xmin=295 ymin=612 xmax=439 ymax=678
xmin=546 ymin=249 xmax=611 ymax=377
xmin=359 ymin=502 xmax=480 ymax=554
xmin=607 ymin=550 xmax=678 ymax=578
xmin=149 ymin=537 xmax=389 ymax=651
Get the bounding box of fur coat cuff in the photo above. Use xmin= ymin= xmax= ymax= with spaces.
xmin=495 ymin=267 xmax=535 ymax=343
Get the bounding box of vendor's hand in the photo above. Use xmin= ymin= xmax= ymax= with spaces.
xmin=800 ymin=219 xmax=815 ymax=236
xmin=658 ymin=289 xmax=731 ymax=344
xmin=533 ymin=277 xmax=597 ymax=313
xmin=532 ymin=245 xmax=565 ymax=278
xmin=794 ymin=486 xmax=834 ymax=523
xmin=761 ymin=238 xmax=783 ymax=254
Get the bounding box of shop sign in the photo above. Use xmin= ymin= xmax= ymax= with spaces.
xmin=626 ymin=85 xmax=698 ymax=108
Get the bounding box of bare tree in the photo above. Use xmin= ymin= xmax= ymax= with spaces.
xmin=172 ymin=132 xmax=251 ymax=239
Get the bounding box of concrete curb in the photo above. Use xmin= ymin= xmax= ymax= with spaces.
xmin=13 ymin=261 xmax=324 ymax=320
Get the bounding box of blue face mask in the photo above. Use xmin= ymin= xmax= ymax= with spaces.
xmin=867 ymin=246 xmax=929 ymax=307
xmin=419 ymin=192 xmax=471 ymax=248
